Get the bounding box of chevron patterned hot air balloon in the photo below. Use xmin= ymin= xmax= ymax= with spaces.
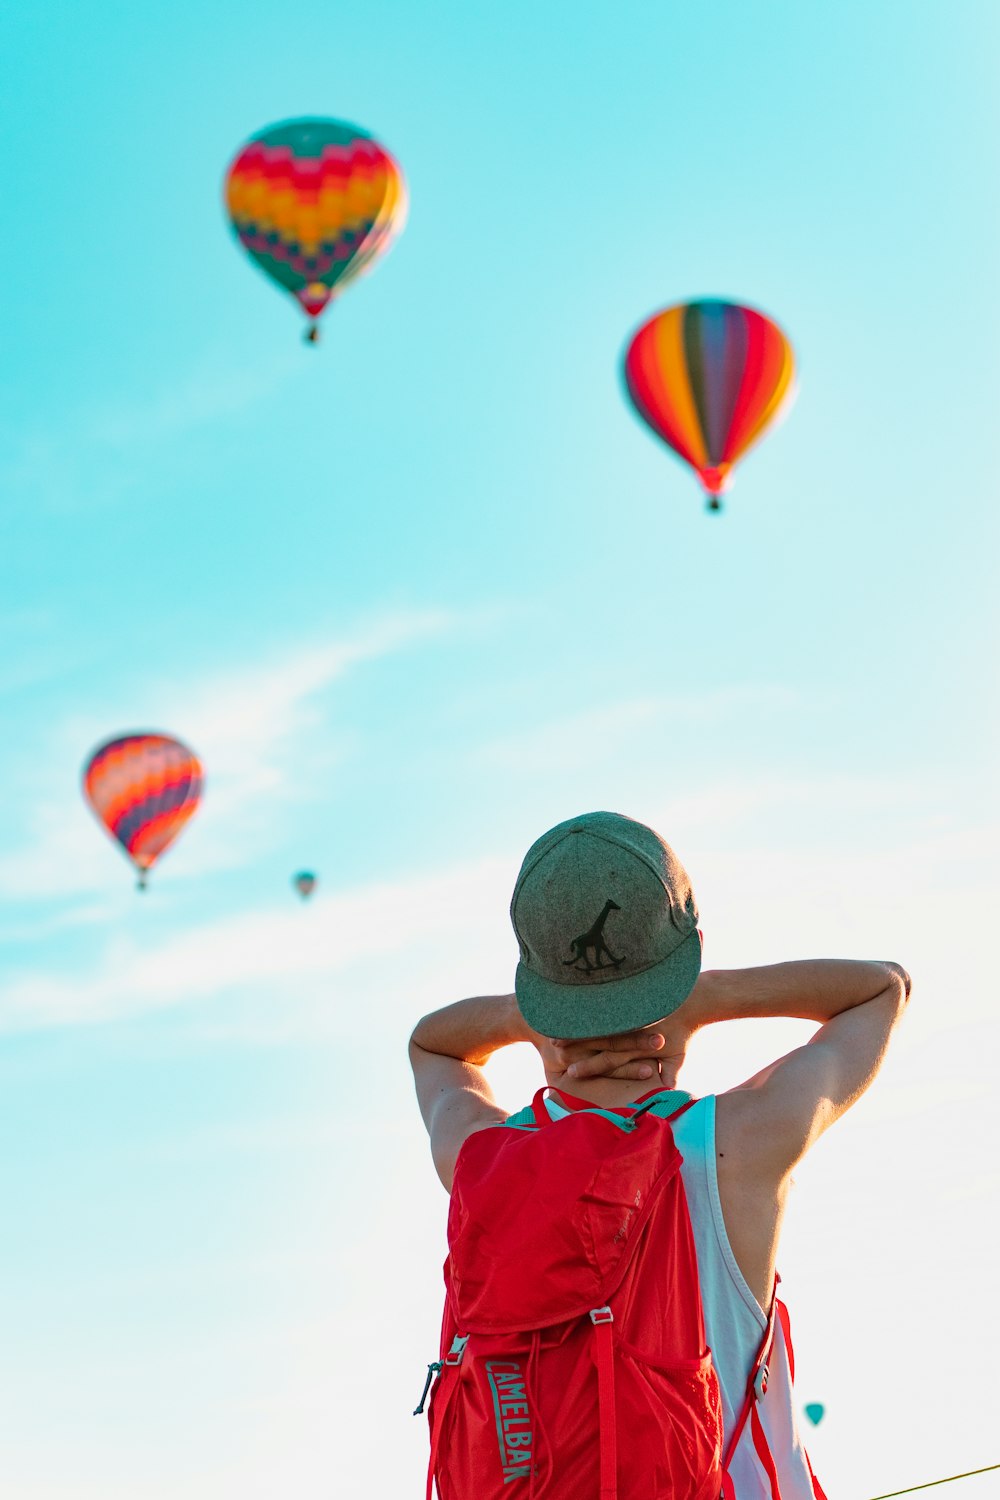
xmin=83 ymin=733 xmax=203 ymax=890
xmin=623 ymin=299 xmax=796 ymax=511
xmin=224 ymin=117 xmax=407 ymax=343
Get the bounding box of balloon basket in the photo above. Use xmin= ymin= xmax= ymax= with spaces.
xmin=304 ymin=323 xmax=320 ymax=345
xmin=706 ymin=495 xmax=722 ymax=513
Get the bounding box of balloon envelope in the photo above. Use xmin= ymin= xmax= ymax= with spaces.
xmin=293 ymin=871 xmax=318 ymax=900
xmin=224 ymin=117 xmax=407 ymax=338
xmin=623 ymin=299 xmax=796 ymax=507
xmin=804 ymin=1403 xmax=825 ymax=1426
xmin=83 ymin=732 xmax=203 ymax=888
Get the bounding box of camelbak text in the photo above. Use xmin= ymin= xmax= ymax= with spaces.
xmin=485 ymin=1361 xmax=534 ymax=1483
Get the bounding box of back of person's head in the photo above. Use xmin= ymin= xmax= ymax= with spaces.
xmin=510 ymin=811 xmax=701 ymax=1040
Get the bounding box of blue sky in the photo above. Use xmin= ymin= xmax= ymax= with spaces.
xmin=1 ymin=1 xmax=998 ymax=1496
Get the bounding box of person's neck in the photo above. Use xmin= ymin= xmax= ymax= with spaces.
xmin=544 ymin=1061 xmax=685 ymax=1109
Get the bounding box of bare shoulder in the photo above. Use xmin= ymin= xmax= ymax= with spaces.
xmin=409 ymin=1040 xmax=508 ymax=1191
xmin=427 ymin=1084 xmax=508 ymax=1192
xmin=705 ymin=976 xmax=909 ymax=1304
xmin=716 ymin=976 xmax=908 ymax=1182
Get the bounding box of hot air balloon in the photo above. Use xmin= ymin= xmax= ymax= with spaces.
xmin=83 ymin=733 xmax=203 ymax=890
xmin=224 ymin=117 xmax=407 ymax=342
xmin=623 ymin=299 xmax=796 ymax=510
xmin=293 ymin=871 xmax=318 ymax=900
xmin=803 ymin=1404 xmax=825 ymax=1427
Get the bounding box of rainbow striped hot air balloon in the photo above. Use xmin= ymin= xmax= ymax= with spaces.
xmin=83 ymin=733 xmax=203 ymax=890
xmin=224 ymin=117 xmax=407 ymax=342
xmin=623 ymin=300 xmax=796 ymax=511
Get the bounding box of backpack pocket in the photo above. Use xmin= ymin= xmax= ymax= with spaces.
xmin=613 ymin=1343 xmax=723 ymax=1500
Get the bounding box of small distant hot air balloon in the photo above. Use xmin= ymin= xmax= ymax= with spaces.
xmin=223 ymin=117 xmax=407 ymax=343
xmin=623 ymin=299 xmax=796 ymax=511
xmin=83 ymin=732 xmax=203 ymax=890
xmin=293 ymin=871 xmax=318 ymax=900
xmin=803 ymin=1403 xmax=825 ymax=1427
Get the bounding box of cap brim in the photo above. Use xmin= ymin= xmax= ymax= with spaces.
xmin=515 ymin=925 xmax=702 ymax=1040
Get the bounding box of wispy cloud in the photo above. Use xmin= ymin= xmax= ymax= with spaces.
xmin=0 ymin=609 xmax=454 ymax=901
xmin=649 ymin=766 xmax=932 ymax=844
xmin=0 ymin=899 xmax=123 ymax=947
xmin=476 ymin=684 xmax=801 ymax=773
xmin=0 ymin=853 xmax=513 ymax=1034
xmin=3 ymin=770 xmax=996 ymax=1042
xmin=164 ymin=609 xmax=454 ymax=841
xmin=0 ymin=795 xmax=113 ymax=905
xmin=132 ymin=1111 xmax=412 ymax=1164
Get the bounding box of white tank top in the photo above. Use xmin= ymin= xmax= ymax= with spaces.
xmin=537 ymin=1091 xmax=820 ymax=1499
xmin=670 ymin=1096 xmax=818 ymax=1499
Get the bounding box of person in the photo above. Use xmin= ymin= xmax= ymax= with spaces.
xmin=409 ymin=811 xmax=910 ymax=1498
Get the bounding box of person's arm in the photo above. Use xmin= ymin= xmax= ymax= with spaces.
xmin=408 ymin=994 xmax=533 ymax=1190
xmin=685 ymin=959 xmax=910 ymax=1037
xmin=554 ymin=958 xmax=911 ymax=1174
xmin=710 ymin=960 xmax=911 ymax=1176
xmin=410 ymin=992 xmax=668 ymax=1189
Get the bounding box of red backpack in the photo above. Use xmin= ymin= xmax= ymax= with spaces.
xmin=417 ymin=1090 xmax=726 ymax=1500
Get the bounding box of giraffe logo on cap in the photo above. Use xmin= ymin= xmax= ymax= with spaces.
xmin=563 ymin=900 xmax=625 ymax=974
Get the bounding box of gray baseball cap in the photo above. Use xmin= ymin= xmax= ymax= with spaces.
xmin=510 ymin=811 xmax=701 ymax=1040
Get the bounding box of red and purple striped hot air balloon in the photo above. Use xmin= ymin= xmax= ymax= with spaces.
xmin=224 ymin=117 xmax=407 ymax=343
xmin=83 ymin=733 xmax=203 ymax=890
xmin=623 ymin=300 xmax=796 ymax=511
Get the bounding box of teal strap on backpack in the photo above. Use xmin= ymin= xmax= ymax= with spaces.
xmin=505 ymin=1087 xmax=693 ymax=1132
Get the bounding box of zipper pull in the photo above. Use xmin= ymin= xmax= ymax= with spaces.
xmin=413 ymin=1361 xmax=443 ymax=1415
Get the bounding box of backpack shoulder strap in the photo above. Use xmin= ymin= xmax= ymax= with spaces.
xmin=530 ymin=1088 xmax=696 ymax=1130
xmin=635 ymin=1092 xmax=697 ymax=1124
xmin=529 ymin=1088 xmax=550 ymax=1128
xmin=528 ymin=1088 xmax=653 ymax=1132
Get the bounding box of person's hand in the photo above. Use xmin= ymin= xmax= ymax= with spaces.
xmin=523 ymin=993 xmax=700 ymax=1085
xmin=546 ymin=1028 xmax=668 ymax=1082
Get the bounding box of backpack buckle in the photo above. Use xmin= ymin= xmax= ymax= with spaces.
xmin=589 ymin=1306 xmax=614 ymax=1325
xmin=753 ymin=1362 xmax=769 ymax=1400
xmin=445 ymin=1334 xmax=470 ymax=1365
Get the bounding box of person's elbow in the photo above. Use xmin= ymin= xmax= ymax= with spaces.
xmin=408 ymin=1023 xmax=432 ymax=1068
xmin=883 ymin=962 xmax=911 ymax=1012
